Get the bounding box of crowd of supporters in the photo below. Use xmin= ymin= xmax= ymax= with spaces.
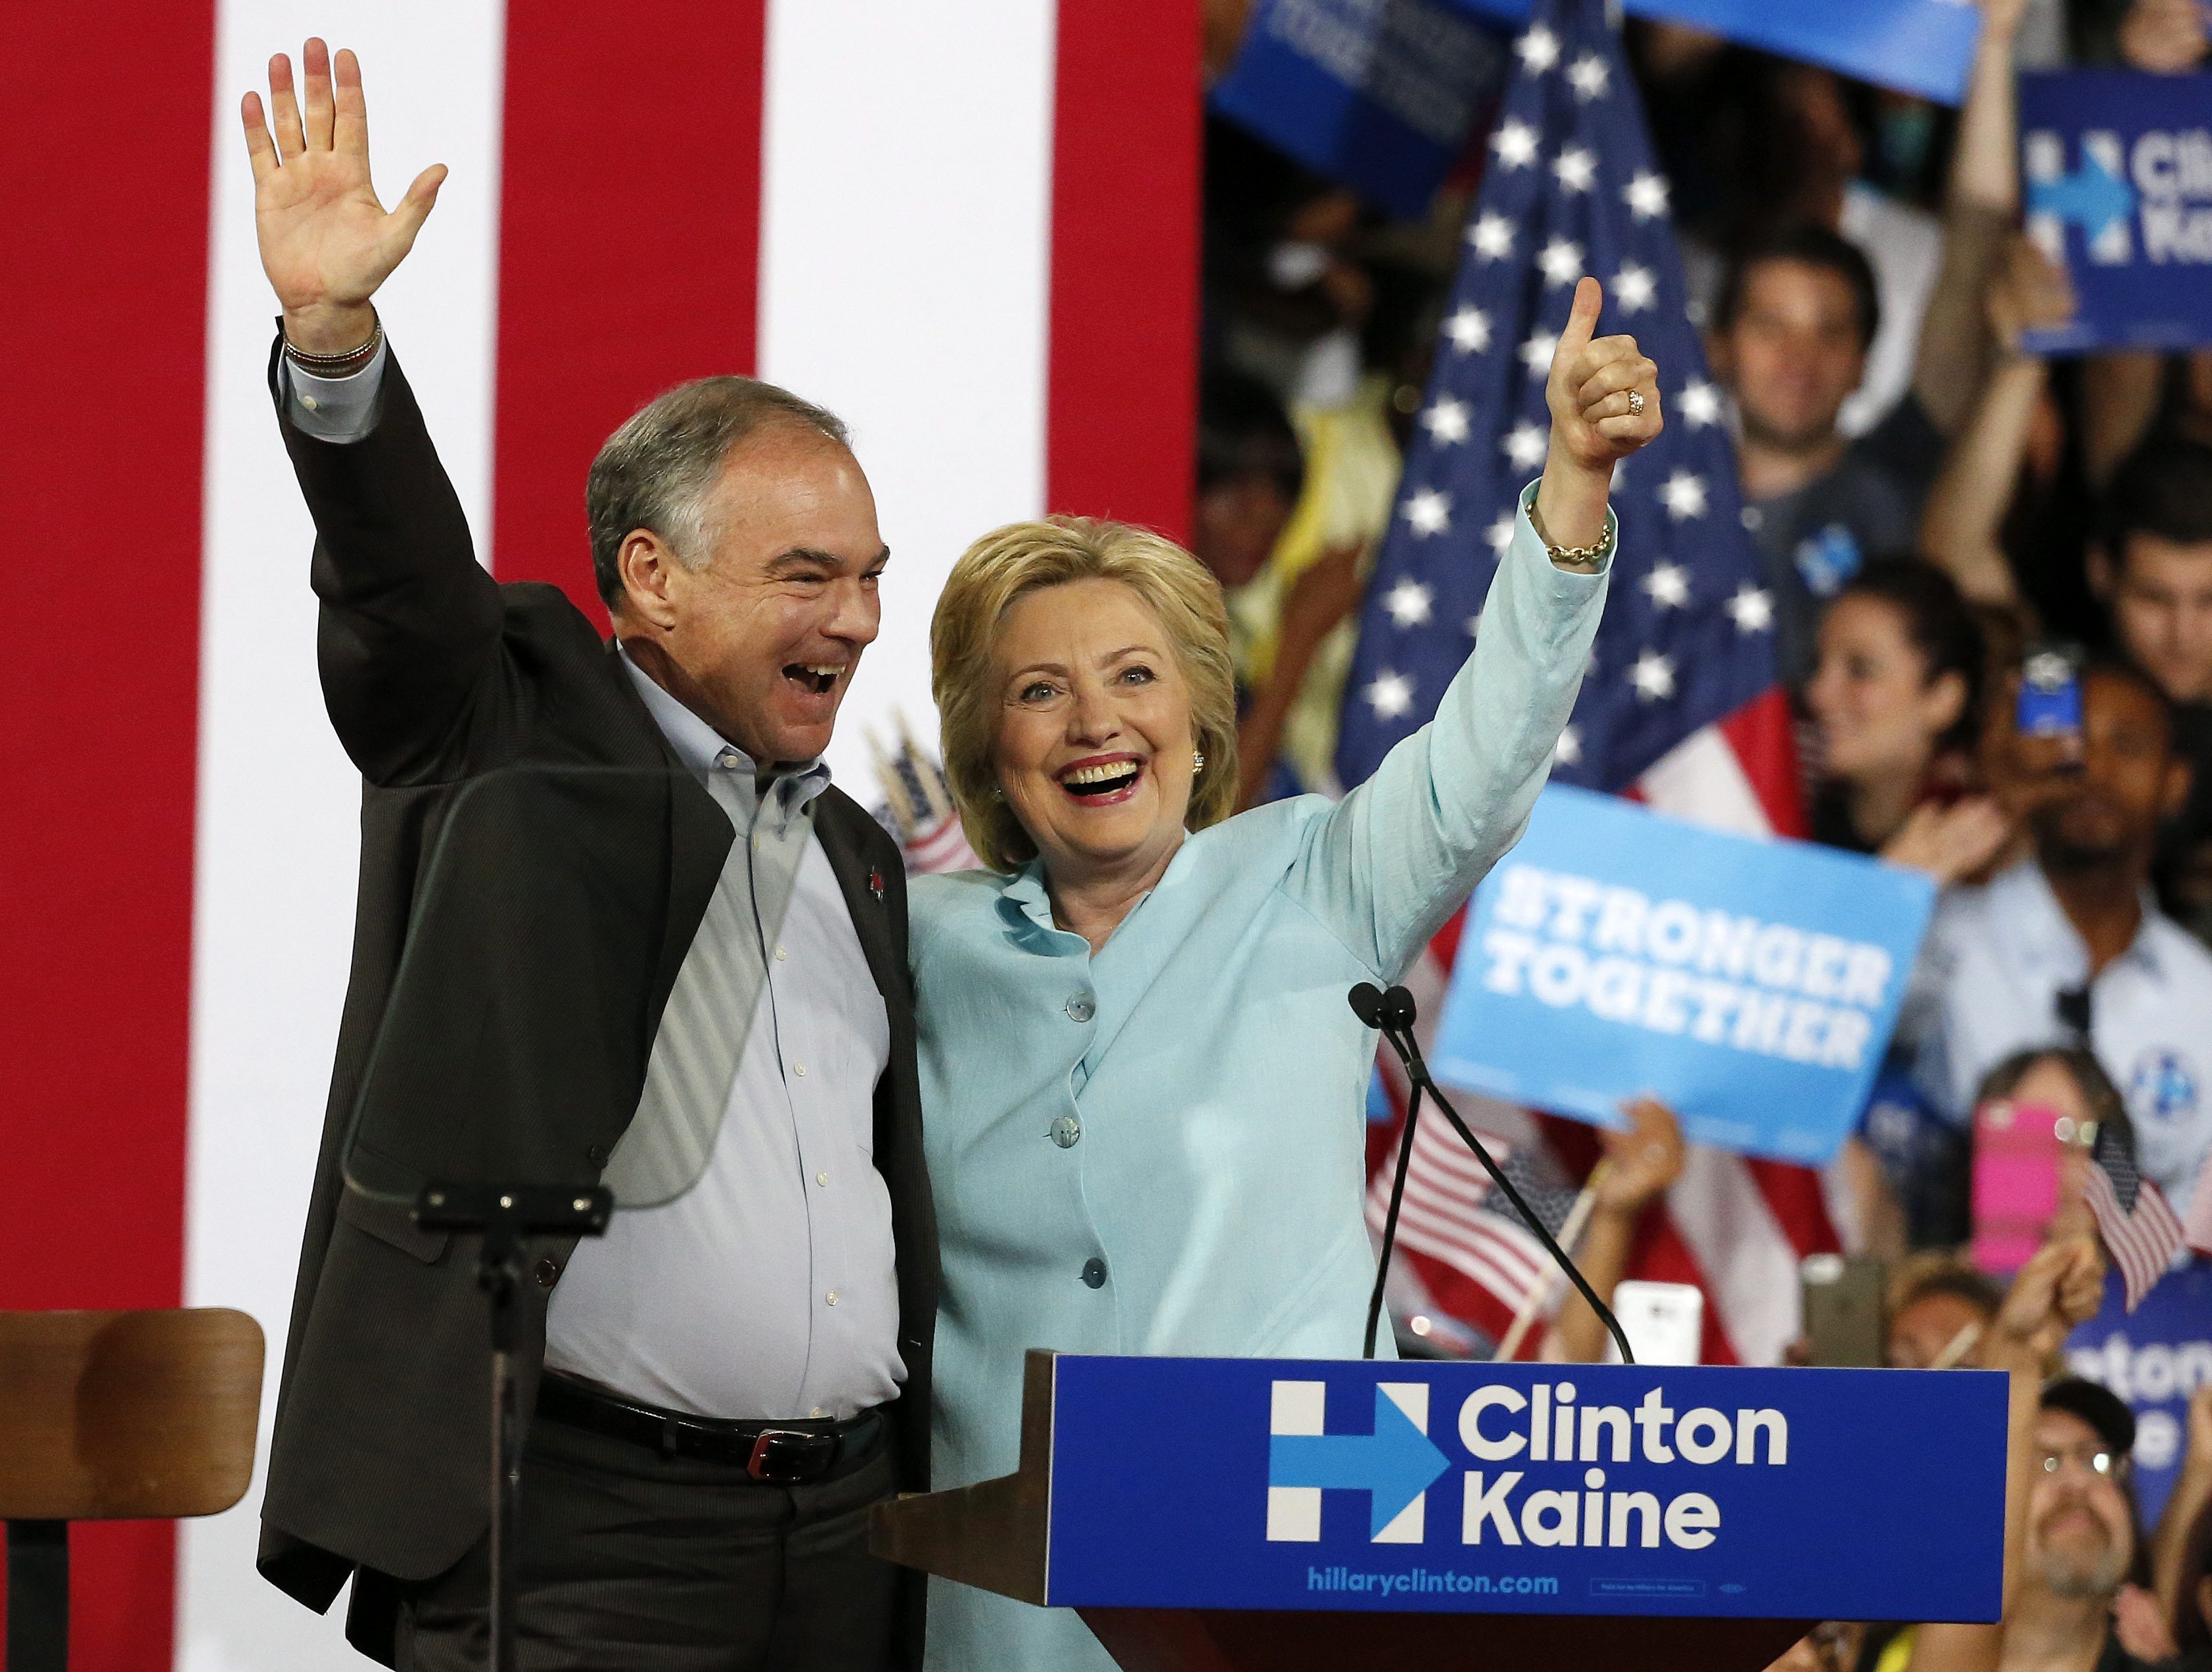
xmin=1195 ymin=0 xmax=2212 ymax=1664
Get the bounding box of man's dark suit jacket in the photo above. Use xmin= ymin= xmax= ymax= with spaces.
xmin=254 ymin=340 xmax=938 ymax=1665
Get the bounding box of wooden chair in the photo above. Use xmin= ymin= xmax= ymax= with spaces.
xmin=0 ymin=1309 xmax=264 ymax=1672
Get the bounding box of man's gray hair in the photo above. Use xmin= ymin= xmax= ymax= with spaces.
xmin=586 ymin=376 xmax=850 ymax=610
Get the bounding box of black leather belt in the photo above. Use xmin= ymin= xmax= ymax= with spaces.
xmin=536 ymin=1372 xmax=886 ymax=1483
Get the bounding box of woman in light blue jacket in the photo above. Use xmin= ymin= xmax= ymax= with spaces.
xmin=910 ymin=279 xmax=1663 ymax=1670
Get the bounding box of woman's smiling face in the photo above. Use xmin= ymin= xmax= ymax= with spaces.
xmin=1805 ymin=592 xmax=1959 ymax=784
xmin=990 ymin=577 xmax=1197 ymax=889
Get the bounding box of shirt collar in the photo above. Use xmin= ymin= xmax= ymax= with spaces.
xmin=1987 ymin=858 xmax=2168 ymax=980
xmin=1000 ymin=859 xmax=1059 ymax=933
xmin=616 ymin=642 xmax=832 ymax=815
xmin=996 ymin=844 xmax=1188 ymax=943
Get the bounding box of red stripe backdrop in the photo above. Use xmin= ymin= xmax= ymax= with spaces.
xmin=490 ymin=1 xmax=770 ymax=619
xmin=1048 ymin=0 xmax=1202 ymax=540
xmin=0 ymin=4 xmax=214 ymax=1665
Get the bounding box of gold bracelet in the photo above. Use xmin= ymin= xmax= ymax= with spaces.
xmin=1526 ymin=500 xmax=1614 ymax=570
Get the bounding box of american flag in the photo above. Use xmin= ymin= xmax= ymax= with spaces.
xmin=1337 ymin=0 xmax=1835 ymax=1365
xmin=1364 ymin=1091 xmax=1584 ymax=1349
xmin=2084 ymin=1122 xmax=2186 ymax=1311
xmin=873 ymin=718 xmax=984 ymax=876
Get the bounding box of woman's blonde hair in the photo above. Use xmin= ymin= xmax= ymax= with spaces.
xmin=930 ymin=517 xmax=1240 ymax=873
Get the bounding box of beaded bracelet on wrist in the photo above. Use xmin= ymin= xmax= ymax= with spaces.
xmin=283 ymin=313 xmax=383 ymax=378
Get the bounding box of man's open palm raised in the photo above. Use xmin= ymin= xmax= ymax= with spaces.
xmin=242 ymin=38 xmax=444 ymax=354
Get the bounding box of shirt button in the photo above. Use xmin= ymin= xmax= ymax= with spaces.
xmin=753 ymin=834 xmax=763 ymax=851
xmin=826 ymin=1289 xmax=840 ymax=1307
xmin=811 ymin=1407 xmax=825 ymax=1418
xmin=719 ymin=751 xmax=741 ymax=770
xmin=1065 ymin=994 xmax=1095 ymax=1023
xmin=1049 ymin=1115 xmax=1082 ymax=1149
xmin=586 ymin=1143 xmax=611 ymax=1167
xmin=533 ymin=1258 xmax=561 ymax=1289
xmin=1081 ymin=1258 xmax=1108 ymax=1289
xmin=794 ymin=1062 xmax=806 ymax=1077
xmin=816 ymin=1171 xmax=830 ymax=1186
xmin=300 ymin=394 xmax=321 ymax=411
xmin=775 ymin=945 xmax=787 ymax=961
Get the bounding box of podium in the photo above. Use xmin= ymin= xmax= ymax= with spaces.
xmin=873 ymin=1350 xmax=2008 ymax=1672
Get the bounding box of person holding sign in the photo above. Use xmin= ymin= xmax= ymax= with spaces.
xmin=908 ymin=277 xmax=1661 ymax=1672
xmin=1873 ymin=1233 xmax=2113 ymax=1672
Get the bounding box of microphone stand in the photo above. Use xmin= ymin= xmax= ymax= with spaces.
xmin=1363 ymin=1075 xmax=1424 ymax=1358
xmin=413 ymin=1182 xmax=612 ymax=1672
xmin=1352 ymin=985 xmax=1636 ymax=1366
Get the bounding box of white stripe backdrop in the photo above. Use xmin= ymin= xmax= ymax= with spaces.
xmin=760 ymin=0 xmax=1058 ymax=792
xmin=186 ymin=7 xmax=507 ymax=1667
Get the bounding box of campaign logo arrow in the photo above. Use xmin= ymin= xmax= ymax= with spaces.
xmin=1268 ymin=1385 xmax=1452 ymax=1540
xmin=2029 ymin=149 xmax=2136 ymax=246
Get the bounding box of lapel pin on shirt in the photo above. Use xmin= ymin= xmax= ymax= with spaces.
xmin=869 ymin=866 xmax=885 ymax=903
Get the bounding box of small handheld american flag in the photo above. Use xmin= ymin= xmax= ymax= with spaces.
xmin=869 ymin=714 xmax=982 ymax=877
xmin=2082 ymin=1121 xmax=2186 ymax=1311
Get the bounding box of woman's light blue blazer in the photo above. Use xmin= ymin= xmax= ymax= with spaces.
xmin=906 ymin=484 xmax=1612 ymax=1671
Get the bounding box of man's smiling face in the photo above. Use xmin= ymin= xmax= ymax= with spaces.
xmin=633 ymin=422 xmax=887 ymax=766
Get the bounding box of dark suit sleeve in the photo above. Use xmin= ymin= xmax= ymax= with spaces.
xmin=269 ymin=332 xmax=505 ymax=785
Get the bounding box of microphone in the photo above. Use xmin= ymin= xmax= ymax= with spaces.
xmin=1350 ymin=983 xmax=1638 ymax=1366
xmin=1348 ymin=982 xmax=1387 ymax=1029
xmin=1379 ymin=983 xmax=1417 ymax=1032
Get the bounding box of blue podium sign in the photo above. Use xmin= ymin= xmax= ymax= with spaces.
xmin=1429 ymin=786 xmax=1936 ymax=1165
xmin=1044 ymin=1357 xmax=2006 ymax=1621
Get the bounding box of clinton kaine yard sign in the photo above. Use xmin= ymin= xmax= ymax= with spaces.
xmin=1433 ymin=786 xmax=1937 ymax=1164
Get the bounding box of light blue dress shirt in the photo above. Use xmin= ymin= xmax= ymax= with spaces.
xmin=542 ymin=653 xmax=904 ymax=1421
xmin=907 ymin=483 xmax=1610 ymax=1671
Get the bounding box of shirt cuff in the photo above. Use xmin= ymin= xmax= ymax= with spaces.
xmin=282 ymin=338 xmax=388 ymax=445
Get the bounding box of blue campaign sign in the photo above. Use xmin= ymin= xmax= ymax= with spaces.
xmin=1444 ymin=0 xmax=1983 ymax=104
xmin=2067 ymin=1258 xmax=2212 ymax=1525
xmin=1626 ymin=0 xmax=1981 ymax=105
xmin=1044 ymin=1356 xmax=2006 ymax=1620
xmin=1431 ymin=786 xmax=1937 ymax=1165
xmin=2020 ymin=72 xmax=2212 ymax=355
xmin=1210 ymin=0 xmax=1507 ymax=220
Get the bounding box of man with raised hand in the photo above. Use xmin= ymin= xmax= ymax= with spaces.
xmin=242 ymin=39 xmax=934 ymax=1670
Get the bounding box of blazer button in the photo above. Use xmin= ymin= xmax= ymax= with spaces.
xmin=586 ymin=1144 xmax=610 ymax=1167
xmin=533 ymin=1258 xmax=561 ymax=1289
xmin=1065 ymin=994 xmax=1095 ymax=1023
xmin=1049 ymin=1115 xmax=1082 ymax=1149
xmin=1081 ymin=1257 xmax=1107 ymax=1289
